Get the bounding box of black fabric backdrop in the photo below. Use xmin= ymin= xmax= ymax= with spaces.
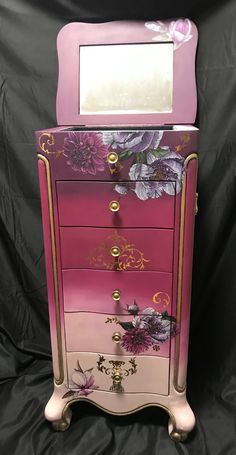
xmin=0 ymin=1 xmax=236 ymax=454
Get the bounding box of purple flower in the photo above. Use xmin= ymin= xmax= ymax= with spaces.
xmin=63 ymin=131 xmax=109 ymax=175
xmin=145 ymin=19 xmax=192 ymax=50
xmin=168 ymin=19 xmax=192 ymax=49
xmin=103 ymin=131 xmax=163 ymax=153
xmin=128 ymin=151 xmax=184 ymax=200
xmin=138 ymin=308 xmax=176 ymax=344
xmin=121 ymin=328 xmax=152 ymax=354
xmin=71 ymin=370 xmax=97 ymax=396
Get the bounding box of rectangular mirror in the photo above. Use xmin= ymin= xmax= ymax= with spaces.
xmin=80 ymin=43 xmax=173 ymax=115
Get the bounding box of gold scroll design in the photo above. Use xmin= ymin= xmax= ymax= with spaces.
xmin=88 ymin=230 xmax=150 ymax=271
xmin=97 ymin=354 xmax=137 ymax=393
xmin=39 ymin=132 xmax=64 ymax=157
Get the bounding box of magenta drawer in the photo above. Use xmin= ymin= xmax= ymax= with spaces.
xmin=62 ymin=269 xmax=172 ymax=314
xmin=57 ymin=181 xmax=175 ymax=228
xmin=64 ymin=312 xmax=171 ymax=358
xmin=60 ymin=227 xmax=174 ymax=272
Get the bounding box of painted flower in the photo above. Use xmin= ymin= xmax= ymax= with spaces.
xmin=103 ymin=131 xmax=163 ymax=153
xmin=168 ymin=19 xmax=192 ymax=49
xmin=145 ymin=19 xmax=192 ymax=50
xmin=127 ymin=151 xmax=184 ymax=200
xmin=71 ymin=370 xmax=97 ymax=396
xmin=121 ymin=327 xmax=153 ymax=355
xmin=63 ymin=131 xmax=109 ymax=175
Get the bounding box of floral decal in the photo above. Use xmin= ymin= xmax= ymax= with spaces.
xmin=38 ymin=130 xmax=189 ymax=199
xmin=88 ymin=230 xmax=149 ymax=271
xmin=63 ymin=131 xmax=109 ymax=175
xmin=145 ymin=19 xmax=193 ymax=50
xmin=106 ymin=301 xmax=177 ymax=355
xmin=62 ymin=360 xmax=98 ymax=399
xmin=103 ymin=130 xmax=187 ymax=200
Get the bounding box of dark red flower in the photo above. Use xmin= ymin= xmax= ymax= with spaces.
xmin=121 ymin=328 xmax=152 ymax=355
xmin=63 ymin=131 xmax=109 ymax=175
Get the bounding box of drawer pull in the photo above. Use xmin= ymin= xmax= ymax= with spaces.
xmin=112 ymin=289 xmax=121 ymax=301
xmin=113 ymin=373 xmax=122 ymax=384
xmin=112 ymin=332 xmax=122 ymax=343
xmin=109 ymin=200 xmax=120 ymax=212
xmin=107 ymin=152 xmax=118 ymax=164
xmin=110 ymin=246 xmax=120 ymax=257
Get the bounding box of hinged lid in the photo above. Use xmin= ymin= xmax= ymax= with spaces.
xmin=56 ymin=19 xmax=198 ymax=126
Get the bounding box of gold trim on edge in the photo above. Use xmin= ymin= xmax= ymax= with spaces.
xmin=37 ymin=154 xmax=64 ymax=385
xmin=174 ymin=153 xmax=198 ymax=392
xmin=62 ymin=398 xmax=176 ymax=427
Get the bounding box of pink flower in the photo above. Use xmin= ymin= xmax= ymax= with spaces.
xmin=71 ymin=370 xmax=97 ymax=396
xmin=168 ymin=19 xmax=192 ymax=49
xmin=121 ymin=328 xmax=152 ymax=355
xmin=63 ymin=131 xmax=109 ymax=175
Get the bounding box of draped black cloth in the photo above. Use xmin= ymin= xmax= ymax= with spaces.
xmin=0 ymin=1 xmax=236 ymax=454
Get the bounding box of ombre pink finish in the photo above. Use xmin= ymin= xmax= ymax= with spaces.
xmin=60 ymin=227 xmax=174 ymax=272
xmin=62 ymin=269 xmax=172 ymax=314
xmin=57 ymin=181 xmax=175 ymax=228
xmin=36 ymin=18 xmax=199 ymax=438
xmin=64 ymin=312 xmax=170 ymax=357
xmin=56 ymin=21 xmax=198 ymax=126
xmin=66 ymin=352 xmax=170 ymax=395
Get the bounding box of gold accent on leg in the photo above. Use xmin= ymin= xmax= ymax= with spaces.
xmin=174 ymin=153 xmax=198 ymax=392
xmin=37 ymin=154 xmax=64 ymax=385
xmin=52 ymin=407 xmax=72 ymax=431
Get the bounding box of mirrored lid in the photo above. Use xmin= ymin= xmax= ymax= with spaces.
xmin=56 ymin=19 xmax=198 ymax=126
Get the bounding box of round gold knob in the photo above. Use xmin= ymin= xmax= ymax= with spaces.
xmin=112 ymin=332 xmax=122 ymax=343
xmin=110 ymin=246 xmax=120 ymax=257
xmin=113 ymin=373 xmax=122 ymax=384
xmin=107 ymin=152 xmax=118 ymax=164
xmin=109 ymin=200 xmax=120 ymax=212
xmin=112 ymin=289 xmax=121 ymax=301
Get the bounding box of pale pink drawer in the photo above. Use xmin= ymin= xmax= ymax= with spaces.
xmin=66 ymin=352 xmax=169 ymax=395
xmin=62 ymin=269 xmax=173 ymax=315
xmin=60 ymin=227 xmax=174 ymax=272
xmin=64 ymin=312 xmax=172 ymax=358
xmin=56 ymin=181 xmax=175 ymax=228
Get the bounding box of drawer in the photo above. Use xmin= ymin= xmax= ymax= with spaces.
xmin=64 ymin=312 xmax=174 ymax=358
xmin=57 ymin=181 xmax=175 ymax=228
xmin=66 ymin=352 xmax=169 ymax=395
xmin=60 ymin=227 xmax=174 ymax=272
xmin=62 ymin=269 xmax=173 ymax=315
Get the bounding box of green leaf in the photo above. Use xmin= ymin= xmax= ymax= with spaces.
xmin=118 ymin=150 xmax=133 ymax=161
xmin=119 ymin=322 xmax=134 ymax=331
xmin=161 ymin=311 xmax=176 ymax=322
xmin=149 ymin=147 xmax=170 ymax=158
xmin=136 ymin=152 xmax=147 ymax=164
xmin=62 ymin=390 xmax=76 ymax=399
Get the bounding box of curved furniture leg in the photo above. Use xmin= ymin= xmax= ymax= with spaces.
xmin=44 ymin=384 xmax=73 ymax=431
xmin=168 ymin=398 xmax=195 ymax=442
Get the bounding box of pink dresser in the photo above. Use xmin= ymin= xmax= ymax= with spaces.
xmin=36 ymin=19 xmax=198 ymax=442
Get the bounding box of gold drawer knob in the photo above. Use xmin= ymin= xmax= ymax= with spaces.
xmin=113 ymin=373 xmax=122 ymax=384
xmin=110 ymin=246 xmax=120 ymax=257
xmin=112 ymin=289 xmax=121 ymax=301
xmin=107 ymin=152 xmax=118 ymax=164
xmin=109 ymin=200 xmax=120 ymax=212
xmin=112 ymin=332 xmax=122 ymax=343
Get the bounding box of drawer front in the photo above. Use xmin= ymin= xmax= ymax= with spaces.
xmin=66 ymin=352 xmax=169 ymax=395
xmin=64 ymin=312 xmax=174 ymax=358
xmin=63 ymin=269 xmax=173 ymax=315
xmin=60 ymin=227 xmax=174 ymax=272
xmin=57 ymin=181 xmax=175 ymax=228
